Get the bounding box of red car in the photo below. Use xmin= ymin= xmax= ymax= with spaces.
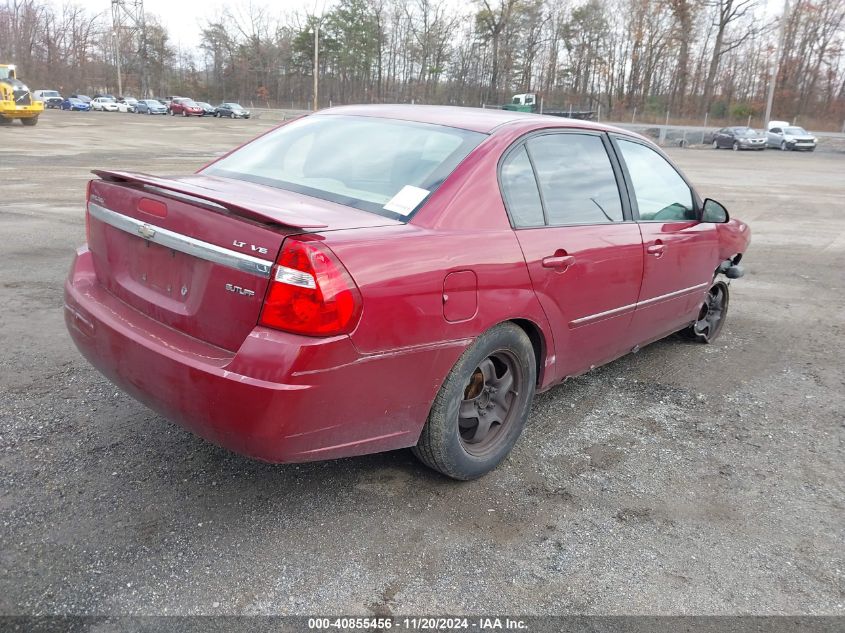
xmin=169 ymin=97 xmax=203 ymax=117
xmin=64 ymin=105 xmax=750 ymax=480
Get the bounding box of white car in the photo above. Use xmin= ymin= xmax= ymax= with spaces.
xmin=91 ymin=97 xmax=119 ymax=112
xmin=118 ymin=97 xmax=137 ymax=113
xmin=766 ymin=121 xmax=817 ymax=152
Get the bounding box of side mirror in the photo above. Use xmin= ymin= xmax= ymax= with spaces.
xmin=702 ymin=199 xmax=730 ymax=223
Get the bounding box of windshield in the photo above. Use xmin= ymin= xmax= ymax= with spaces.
xmin=43 ymin=91 xmax=60 ymax=97
xmin=182 ymin=99 xmax=197 ymax=106
xmin=784 ymin=127 xmax=808 ymax=135
xmin=203 ymin=114 xmax=485 ymax=219
xmin=0 ymin=67 xmax=11 ymax=80
xmin=734 ymin=128 xmax=758 ymax=137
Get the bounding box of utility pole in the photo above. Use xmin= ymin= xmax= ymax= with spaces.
xmin=313 ymin=20 xmax=320 ymax=111
xmin=113 ymin=30 xmax=122 ymax=96
xmin=764 ymin=0 xmax=790 ymax=128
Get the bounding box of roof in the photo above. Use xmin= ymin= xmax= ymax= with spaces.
xmin=317 ymin=104 xmax=616 ymax=135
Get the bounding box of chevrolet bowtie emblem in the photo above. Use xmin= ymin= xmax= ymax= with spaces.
xmin=138 ymin=224 xmax=156 ymax=239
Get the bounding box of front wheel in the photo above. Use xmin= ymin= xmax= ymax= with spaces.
xmin=732 ymin=141 xmax=739 ymax=151
xmin=21 ymin=116 xmax=38 ymax=126
xmin=781 ymin=141 xmax=789 ymax=151
xmin=412 ymin=322 xmax=536 ymax=480
xmin=680 ymin=281 xmax=729 ymax=344
xmin=712 ymin=140 xmax=719 ymax=149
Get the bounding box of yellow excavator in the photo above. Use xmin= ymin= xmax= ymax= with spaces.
xmin=0 ymin=64 xmax=43 ymax=126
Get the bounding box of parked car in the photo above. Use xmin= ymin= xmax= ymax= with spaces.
xmin=115 ymin=100 xmax=133 ymax=113
xmin=169 ymin=98 xmax=204 ymax=117
xmin=214 ymin=102 xmax=251 ymax=118
xmin=33 ymin=89 xmax=63 ymax=109
xmin=91 ymin=97 xmax=119 ymax=112
xmin=710 ymin=126 xmax=766 ymax=150
xmin=135 ymin=99 xmax=167 ymax=115
xmin=118 ymin=97 xmax=138 ymax=112
xmin=60 ymin=97 xmax=90 ymax=111
xmin=196 ymin=101 xmax=217 ymax=116
xmin=70 ymin=94 xmax=92 ymax=103
xmin=766 ymin=123 xmax=817 ymax=151
xmin=65 ymin=105 xmax=750 ymax=480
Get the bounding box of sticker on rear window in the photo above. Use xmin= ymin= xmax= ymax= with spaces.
xmin=383 ymin=185 xmax=430 ymax=216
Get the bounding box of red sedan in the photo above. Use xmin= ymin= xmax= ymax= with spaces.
xmin=168 ymin=97 xmax=203 ymax=117
xmin=64 ymin=105 xmax=750 ymax=479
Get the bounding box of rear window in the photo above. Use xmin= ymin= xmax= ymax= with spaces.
xmin=203 ymin=115 xmax=485 ymax=220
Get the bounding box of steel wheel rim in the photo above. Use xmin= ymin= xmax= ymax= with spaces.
xmin=457 ymin=350 xmax=523 ymax=456
xmin=693 ymin=284 xmax=727 ymax=341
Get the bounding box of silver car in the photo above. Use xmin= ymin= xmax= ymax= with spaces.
xmin=767 ymin=125 xmax=817 ymax=151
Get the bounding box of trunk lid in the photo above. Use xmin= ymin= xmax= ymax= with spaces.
xmin=86 ymin=171 xmax=398 ymax=351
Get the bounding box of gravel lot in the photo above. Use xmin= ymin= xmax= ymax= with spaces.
xmin=1 ymin=110 xmax=843 ymax=616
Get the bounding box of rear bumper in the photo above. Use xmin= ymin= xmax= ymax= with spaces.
xmin=64 ymin=247 xmax=464 ymax=463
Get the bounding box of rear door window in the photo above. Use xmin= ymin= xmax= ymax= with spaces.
xmin=500 ymin=146 xmax=545 ymax=227
xmin=526 ymin=133 xmax=624 ymax=225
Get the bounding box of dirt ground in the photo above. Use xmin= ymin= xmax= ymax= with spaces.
xmin=1 ymin=110 xmax=843 ymax=616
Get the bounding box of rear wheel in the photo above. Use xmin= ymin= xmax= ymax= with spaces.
xmin=732 ymin=141 xmax=739 ymax=151
xmin=781 ymin=141 xmax=789 ymax=151
xmin=21 ymin=116 xmax=38 ymax=126
xmin=412 ymin=322 xmax=536 ymax=480
xmin=712 ymin=140 xmax=719 ymax=149
xmin=680 ymin=281 xmax=729 ymax=344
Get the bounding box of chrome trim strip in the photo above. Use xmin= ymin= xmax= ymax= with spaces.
xmin=570 ymin=302 xmax=637 ymax=326
xmin=637 ymin=282 xmax=709 ymax=308
xmin=570 ymin=282 xmax=709 ymax=327
xmin=88 ymin=202 xmax=273 ymax=278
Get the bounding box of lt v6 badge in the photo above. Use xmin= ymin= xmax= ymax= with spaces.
xmin=232 ymin=240 xmax=268 ymax=255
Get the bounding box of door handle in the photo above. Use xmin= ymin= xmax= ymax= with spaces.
xmin=542 ymin=254 xmax=576 ymax=270
xmin=647 ymin=242 xmax=665 ymax=257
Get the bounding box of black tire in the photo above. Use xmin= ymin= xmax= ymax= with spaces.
xmin=21 ymin=116 xmax=38 ymax=126
xmin=781 ymin=141 xmax=789 ymax=151
xmin=412 ymin=322 xmax=536 ymax=480
xmin=712 ymin=140 xmax=719 ymax=149
xmin=679 ymin=281 xmax=729 ymax=344
xmin=0 ymin=116 xmax=11 ymax=126
xmin=732 ymin=141 xmax=739 ymax=151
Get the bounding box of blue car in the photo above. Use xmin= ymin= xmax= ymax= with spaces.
xmin=61 ymin=97 xmax=90 ymax=111
xmin=135 ymin=99 xmax=168 ymax=115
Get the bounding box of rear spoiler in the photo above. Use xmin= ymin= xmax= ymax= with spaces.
xmin=92 ymin=169 xmax=328 ymax=229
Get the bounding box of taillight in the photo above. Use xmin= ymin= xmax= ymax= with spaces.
xmin=258 ymin=237 xmax=362 ymax=336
